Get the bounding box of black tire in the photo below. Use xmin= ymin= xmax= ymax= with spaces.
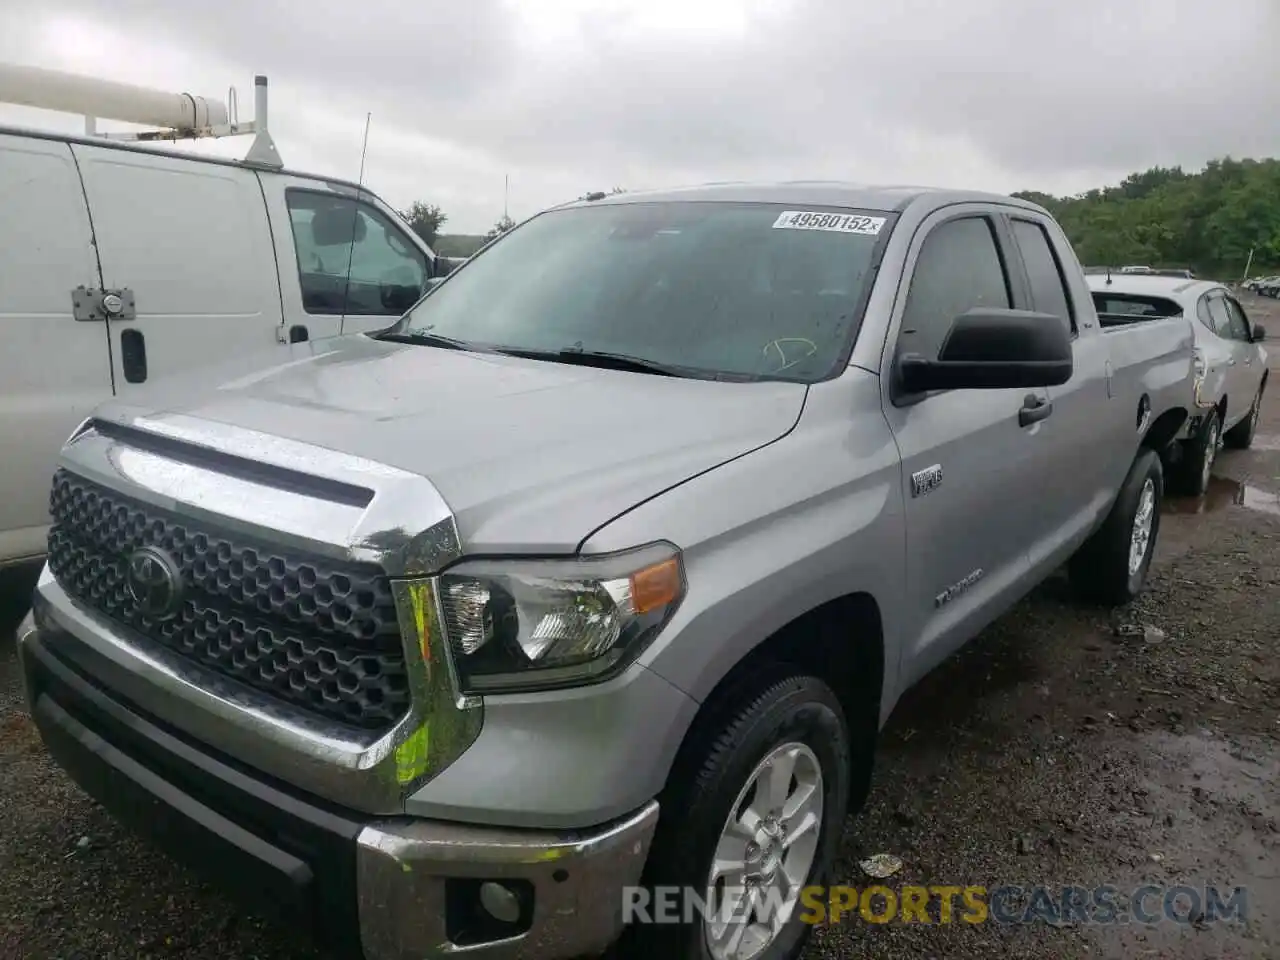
xmin=1069 ymin=448 xmax=1164 ymax=606
xmin=616 ymin=672 xmax=854 ymax=960
xmin=1224 ymin=383 xmax=1264 ymax=449
xmin=1170 ymin=412 xmax=1220 ymax=496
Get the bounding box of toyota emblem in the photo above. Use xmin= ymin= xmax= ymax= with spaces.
xmin=126 ymin=546 xmax=184 ymax=619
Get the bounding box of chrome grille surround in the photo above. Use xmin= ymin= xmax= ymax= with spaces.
xmin=33 ymin=411 xmax=481 ymax=814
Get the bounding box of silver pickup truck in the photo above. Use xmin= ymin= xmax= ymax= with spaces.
xmin=17 ymin=185 xmax=1194 ymax=960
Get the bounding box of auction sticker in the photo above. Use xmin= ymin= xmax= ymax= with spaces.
xmin=772 ymin=210 xmax=886 ymax=235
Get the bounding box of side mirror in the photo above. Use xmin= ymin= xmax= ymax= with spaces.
xmin=310 ymin=206 xmax=366 ymax=247
xmin=1252 ymin=323 xmax=1267 ymax=342
xmin=898 ymin=308 xmax=1073 ymax=393
xmin=379 ymin=283 xmax=422 ymax=313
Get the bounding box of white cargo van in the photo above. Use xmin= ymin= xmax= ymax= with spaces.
xmin=0 ymin=67 xmax=443 ymax=567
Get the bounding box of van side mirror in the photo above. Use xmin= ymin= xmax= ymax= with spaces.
xmin=898 ymin=308 xmax=1073 ymax=392
xmin=310 ymin=206 xmax=366 ymax=247
xmin=1253 ymin=323 xmax=1267 ymax=342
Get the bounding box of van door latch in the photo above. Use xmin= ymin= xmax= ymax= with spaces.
xmin=72 ymin=286 xmax=136 ymax=321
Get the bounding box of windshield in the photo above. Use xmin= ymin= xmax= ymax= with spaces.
xmin=388 ymin=201 xmax=890 ymax=381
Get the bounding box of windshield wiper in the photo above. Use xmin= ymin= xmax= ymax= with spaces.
xmin=377 ymin=330 xmax=475 ymax=351
xmin=496 ymin=346 xmax=691 ymax=378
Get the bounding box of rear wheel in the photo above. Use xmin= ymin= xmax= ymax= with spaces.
xmin=1171 ymin=413 xmax=1220 ymax=496
xmin=1224 ymin=383 xmax=1264 ymax=449
xmin=1069 ymin=448 xmax=1163 ymax=606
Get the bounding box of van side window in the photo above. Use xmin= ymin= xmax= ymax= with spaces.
xmin=898 ymin=216 xmax=1011 ymax=361
xmin=1011 ymin=218 xmax=1075 ymax=335
xmin=286 ymin=191 xmax=427 ymax=316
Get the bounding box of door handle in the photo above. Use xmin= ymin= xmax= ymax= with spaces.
xmin=1019 ymin=394 xmax=1053 ymax=427
xmin=288 ymin=324 xmax=309 ymax=344
xmin=120 ymin=328 xmax=147 ymax=384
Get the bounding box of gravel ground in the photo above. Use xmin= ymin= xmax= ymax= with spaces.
xmin=2 ymin=297 xmax=1278 ymax=960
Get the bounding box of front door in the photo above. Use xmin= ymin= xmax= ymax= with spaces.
xmin=1205 ymin=291 xmax=1251 ymax=418
xmin=1223 ymin=295 xmax=1264 ymax=423
xmin=0 ymin=135 xmax=114 ymax=563
xmin=70 ymin=143 xmax=285 ymax=395
xmin=881 ymin=209 xmax=1041 ymax=683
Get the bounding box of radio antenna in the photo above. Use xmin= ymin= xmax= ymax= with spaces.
xmin=340 ymin=112 xmax=373 ymax=324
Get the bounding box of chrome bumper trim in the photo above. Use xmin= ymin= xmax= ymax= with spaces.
xmin=356 ymin=801 xmax=659 ymax=960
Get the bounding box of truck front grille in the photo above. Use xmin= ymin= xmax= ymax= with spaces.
xmin=46 ymin=469 xmax=410 ymax=732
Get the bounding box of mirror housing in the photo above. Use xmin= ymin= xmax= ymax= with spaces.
xmin=310 ymin=206 xmax=366 ymax=247
xmin=380 ymin=283 xmax=422 ymax=313
xmin=898 ymin=308 xmax=1073 ymax=393
xmin=1252 ymin=322 xmax=1267 ymax=342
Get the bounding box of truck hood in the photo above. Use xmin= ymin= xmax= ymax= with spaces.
xmin=97 ymin=335 xmax=807 ymax=552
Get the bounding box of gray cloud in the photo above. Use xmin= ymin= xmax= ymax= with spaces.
xmin=2 ymin=0 xmax=1277 ymax=232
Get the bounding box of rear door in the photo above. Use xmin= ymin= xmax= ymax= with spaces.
xmin=1005 ymin=214 xmax=1116 ymax=572
xmin=0 ymin=134 xmax=113 ymax=563
xmin=261 ymin=177 xmax=431 ymax=341
xmin=71 ymin=143 xmax=284 ymax=394
xmin=881 ymin=208 xmax=1040 ymax=682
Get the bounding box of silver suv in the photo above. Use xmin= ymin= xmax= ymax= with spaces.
xmin=1088 ymin=273 xmax=1268 ymax=495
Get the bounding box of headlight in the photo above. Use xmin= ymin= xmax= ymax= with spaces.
xmin=437 ymin=542 xmax=685 ymax=694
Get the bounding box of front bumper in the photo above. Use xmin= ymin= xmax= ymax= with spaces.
xmin=16 ymin=613 xmax=658 ymax=960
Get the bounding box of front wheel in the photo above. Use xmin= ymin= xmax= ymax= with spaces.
xmin=1069 ymin=448 xmax=1164 ymax=606
xmin=620 ymin=673 xmax=853 ymax=960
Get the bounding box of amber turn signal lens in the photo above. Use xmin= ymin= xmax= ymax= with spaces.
xmin=629 ymin=556 xmax=683 ymax=615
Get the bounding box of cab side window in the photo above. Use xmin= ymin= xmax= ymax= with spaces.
xmin=286 ymin=190 xmax=428 ymax=316
xmin=1011 ymin=218 xmax=1075 ymax=335
xmin=898 ymin=216 xmax=1011 ymax=362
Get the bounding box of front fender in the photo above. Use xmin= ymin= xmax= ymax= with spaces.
xmin=582 ymin=373 xmax=908 ymax=725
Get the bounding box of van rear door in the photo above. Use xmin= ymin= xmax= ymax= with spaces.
xmin=69 ymin=143 xmax=284 ymax=393
xmin=0 ymin=133 xmax=113 ymax=564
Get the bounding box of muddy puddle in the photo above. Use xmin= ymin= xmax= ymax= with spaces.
xmin=1164 ymin=476 xmax=1280 ymax=517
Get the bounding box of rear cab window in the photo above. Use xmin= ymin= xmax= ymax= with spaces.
xmin=1091 ymin=292 xmax=1183 ymax=325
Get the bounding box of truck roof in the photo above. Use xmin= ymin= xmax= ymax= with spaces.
xmin=565 ymin=181 xmax=1051 ymax=216
xmin=0 ymin=122 xmax=369 ymax=194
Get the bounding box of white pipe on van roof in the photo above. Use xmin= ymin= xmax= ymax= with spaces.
xmin=0 ymin=63 xmax=229 ymax=131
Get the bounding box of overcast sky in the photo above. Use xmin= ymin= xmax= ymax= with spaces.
xmin=2 ymin=0 xmax=1277 ymax=234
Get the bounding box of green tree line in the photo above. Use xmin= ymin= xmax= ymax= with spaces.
xmin=1014 ymin=156 xmax=1280 ymax=279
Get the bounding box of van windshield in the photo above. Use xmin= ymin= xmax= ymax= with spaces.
xmin=388 ymin=201 xmax=890 ymax=382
